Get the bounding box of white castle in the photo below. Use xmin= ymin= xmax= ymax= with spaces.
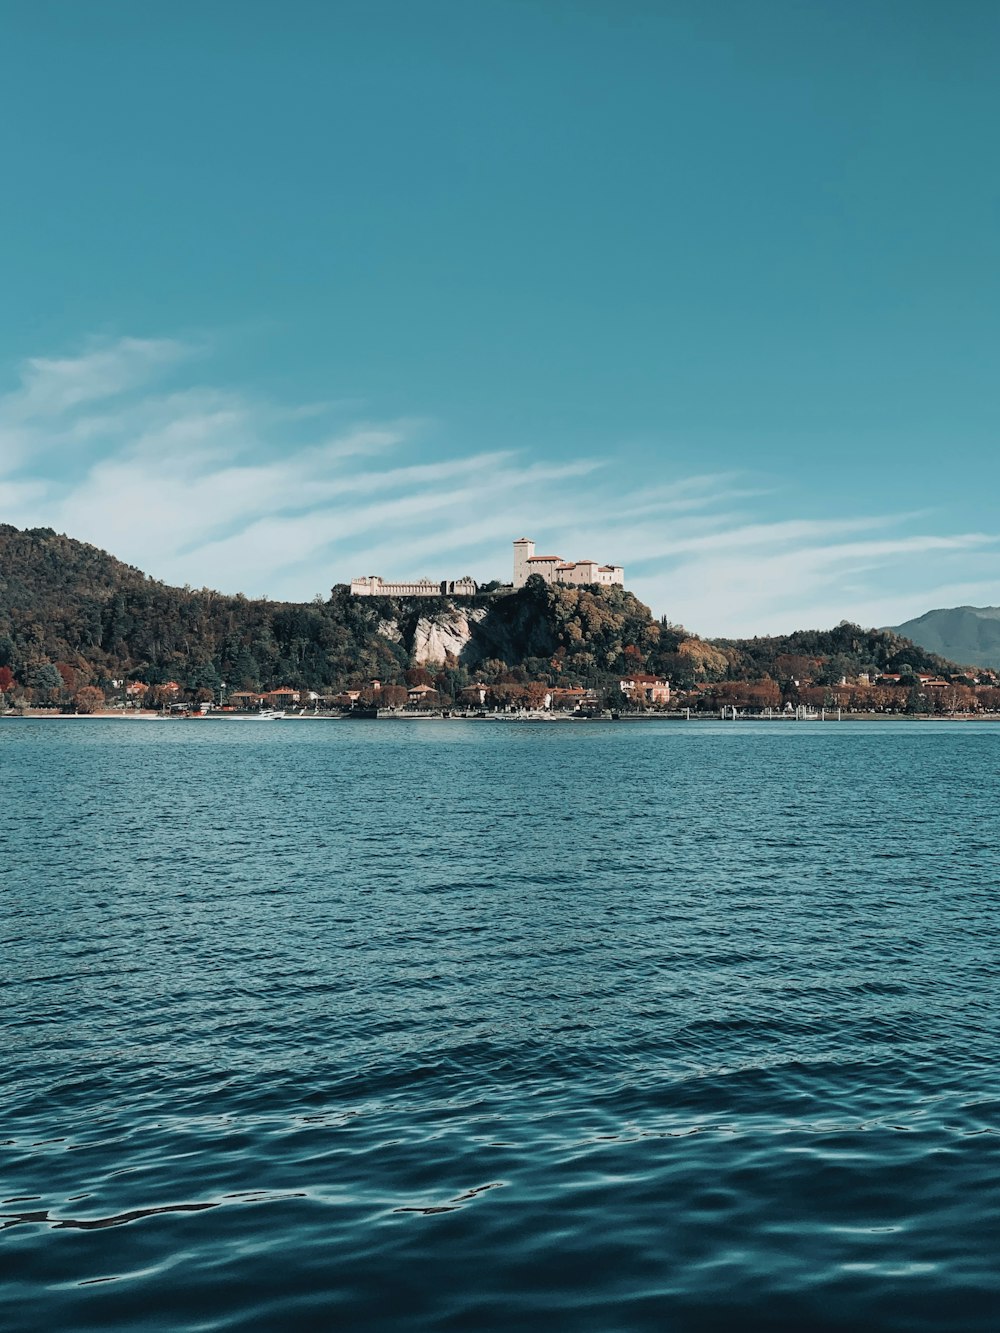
xmin=513 ymin=538 xmax=624 ymax=589
xmin=349 ymin=538 xmax=624 ymax=597
xmin=350 ymin=575 xmax=477 ymax=597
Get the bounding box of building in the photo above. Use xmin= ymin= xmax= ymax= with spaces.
xmin=619 ymin=674 xmax=671 ymax=704
xmin=263 ymin=687 xmax=299 ymax=706
xmin=513 ymin=538 xmax=624 ymax=589
xmin=229 ymin=691 xmax=264 ymax=709
xmin=349 ymin=538 xmax=622 ymax=596
xmin=350 ymin=576 xmax=477 ymax=597
xmin=549 ymin=686 xmax=588 ymax=709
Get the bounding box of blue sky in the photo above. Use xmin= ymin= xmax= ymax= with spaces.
xmin=1 ymin=1 xmax=998 ymax=635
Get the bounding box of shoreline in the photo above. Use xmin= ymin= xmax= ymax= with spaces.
xmin=2 ymin=710 xmax=998 ymax=724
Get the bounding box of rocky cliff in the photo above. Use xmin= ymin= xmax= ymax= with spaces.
xmin=408 ymin=607 xmax=489 ymax=664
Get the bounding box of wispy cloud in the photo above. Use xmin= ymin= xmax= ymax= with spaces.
xmin=5 ymin=336 xmax=191 ymax=421
xmin=1 ymin=333 xmax=996 ymax=633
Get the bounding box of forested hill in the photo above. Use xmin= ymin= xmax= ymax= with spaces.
xmin=711 ymin=623 xmax=958 ymax=686
xmin=0 ymin=524 xmax=405 ymax=694
xmin=0 ymin=525 xmax=966 ymax=702
xmin=888 ymin=605 xmax=1000 ymax=670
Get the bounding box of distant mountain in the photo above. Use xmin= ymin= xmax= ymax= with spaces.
xmin=888 ymin=606 xmax=1000 ymax=670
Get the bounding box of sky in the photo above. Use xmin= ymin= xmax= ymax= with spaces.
xmin=1 ymin=0 xmax=998 ymax=636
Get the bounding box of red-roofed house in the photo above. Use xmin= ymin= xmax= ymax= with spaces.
xmin=264 ymin=687 xmax=299 ymax=705
xmin=619 ymin=674 xmax=671 ymax=704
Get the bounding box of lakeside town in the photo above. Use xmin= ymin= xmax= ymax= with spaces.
xmin=6 ymin=661 xmax=1000 ymax=724
xmin=3 ymin=527 xmax=1000 ymax=721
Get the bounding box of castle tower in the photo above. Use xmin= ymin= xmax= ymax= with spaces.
xmin=513 ymin=537 xmax=535 ymax=588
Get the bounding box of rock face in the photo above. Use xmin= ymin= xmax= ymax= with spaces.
xmin=376 ymin=617 xmax=402 ymax=643
xmin=411 ymin=608 xmax=488 ymax=664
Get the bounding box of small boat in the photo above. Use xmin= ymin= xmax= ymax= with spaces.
xmin=257 ymin=708 xmax=286 ymax=720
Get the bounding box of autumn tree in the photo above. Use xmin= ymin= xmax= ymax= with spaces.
xmin=146 ymin=685 xmax=177 ymax=709
xmin=72 ymin=686 xmax=106 ymax=714
xmin=56 ymin=663 xmax=79 ymax=695
xmin=742 ymin=678 xmax=781 ymax=709
xmin=490 ymin=683 xmax=527 ymax=709
xmin=523 ymin=681 xmax=550 ymax=709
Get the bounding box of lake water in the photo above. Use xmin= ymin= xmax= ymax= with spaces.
xmin=3 ymin=719 xmax=999 ymax=1331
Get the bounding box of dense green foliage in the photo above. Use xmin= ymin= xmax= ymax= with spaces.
xmin=0 ymin=526 xmax=398 ymax=690
xmin=479 ymin=576 xmax=670 ymax=682
xmin=0 ymin=526 xmax=963 ymax=708
xmin=713 ymin=622 xmax=955 ymax=684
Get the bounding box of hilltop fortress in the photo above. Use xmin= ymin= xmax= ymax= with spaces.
xmin=350 ymin=539 xmax=624 ymax=597
xmin=349 ymin=575 xmax=478 ymax=597
xmin=512 ymin=538 xmax=624 ymax=590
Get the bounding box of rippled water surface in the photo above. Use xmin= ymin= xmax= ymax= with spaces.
xmin=3 ymin=719 xmax=999 ymax=1331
